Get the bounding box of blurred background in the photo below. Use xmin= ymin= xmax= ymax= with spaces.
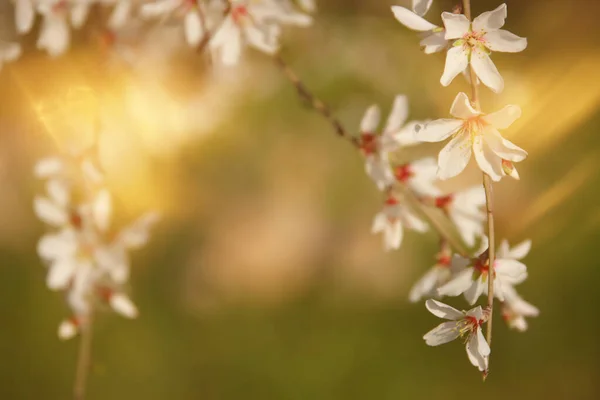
xmin=0 ymin=0 xmax=599 ymax=398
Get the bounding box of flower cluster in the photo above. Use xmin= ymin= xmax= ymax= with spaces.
xmin=34 ymin=153 xmax=158 ymax=340
xmin=388 ymin=1 xmax=536 ymax=375
xmin=2 ymin=0 xmax=313 ymax=65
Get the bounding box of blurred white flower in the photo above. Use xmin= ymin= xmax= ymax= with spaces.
xmin=423 ymin=299 xmax=490 ymax=372
xmin=409 ymin=246 xmax=452 ymax=302
xmin=359 ymin=95 xmax=426 ymax=190
xmin=501 ymin=284 xmax=538 ymax=332
xmin=437 ymin=236 xmax=528 ymax=304
xmin=140 ymin=0 xmax=207 ymax=47
xmin=372 ymin=194 xmax=427 ymax=251
xmin=210 ymin=0 xmax=311 ymax=65
xmin=417 ymin=92 xmax=527 ymax=181
xmin=434 ymin=186 xmax=485 ymax=247
xmin=391 ymin=6 xmax=447 ymax=54
xmin=412 ymin=0 xmax=432 ymax=16
xmin=13 ymin=0 xmax=36 ymax=34
xmin=34 ymin=154 xmax=157 ymax=339
xmin=440 ymin=3 xmax=527 ymax=93
xmin=393 ymin=157 xmax=441 ymax=197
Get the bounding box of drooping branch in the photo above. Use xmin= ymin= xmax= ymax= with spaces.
xmin=73 ymin=312 xmax=94 ymax=400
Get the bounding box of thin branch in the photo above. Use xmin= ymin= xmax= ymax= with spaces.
xmin=273 ymin=52 xmax=359 ymax=147
xmin=73 ymin=313 xmax=94 ymax=400
xmin=462 ymin=0 xmax=496 ymax=378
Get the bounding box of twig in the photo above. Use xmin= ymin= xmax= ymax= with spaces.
xmin=272 ymin=52 xmax=359 ymax=147
xmin=73 ymin=313 xmax=94 ymax=400
xmin=462 ymin=0 xmax=496 ymax=377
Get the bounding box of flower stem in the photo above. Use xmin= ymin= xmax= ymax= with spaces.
xmin=73 ymin=314 xmax=94 ymax=400
xmin=462 ymin=0 xmax=496 ymax=376
xmin=273 ymin=52 xmax=359 ymax=147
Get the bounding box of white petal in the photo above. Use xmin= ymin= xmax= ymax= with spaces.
xmin=15 ymin=0 xmax=35 ymax=34
xmin=58 ymin=320 xmax=78 ymax=340
xmin=495 ymin=259 xmax=527 ymax=281
xmin=440 ymin=46 xmax=469 ymax=87
xmin=409 ymin=267 xmax=440 ymax=303
xmin=38 ymin=230 xmax=77 ymax=261
xmin=483 ymin=128 xmax=527 ymax=162
xmin=184 ymin=10 xmax=203 ymax=47
xmin=34 ymin=196 xmax=68 ymax=226
xmin=108 ymin=0 xmax=133 ymax=29
xmin=484 ymin=29 xmax=527 ymax=53
xmin=246 ymin=24 xmax=279 ymax=54
xmin=119 ymin=212 xmax=159 ymax=249
xmin=80 ymin=159 xmax=104 ymax=184
xmin=37 ymin=15 xmax=70 ymax=57
xmin=47 ymin=258 xmax=77 ymax=290
xmin=466 ymin=329 xmax=489 ymax=371
xmin=140 ymin=0 xmax=179 ymax=18
xmin=437 ymin=131 xmax=472 ymax=180
xmin=34 ymin=157 xmax=64 ymax=178
xmin=473 ymin=3 xmax=507 ymax=32
xmin=390 ymin=121 xmax=421 ymax=146
xmin=483 ymin=105 xmax=521 ymax=129
xmin=384 ymin=221 xmax=403 ymax=251
xmin=93 ymin=190 xmax=112 ymax=232
xmin=365 ymin=155 xmax=394 ymax=191
xmin=470 ymin=49 xmax=504 ymax=93
xmin=412 ymin=0 xmax=433 ymax=16
xmin=402 ymin=209 xmax=428 ymax=233
xmin=450 ymin=92 xmax=480 ymax=119
xmin=360 ymin=105 xmax=381 ymax=133
xmin=508 ymin=239 xmax=532 ymax=260
xmin=437 ymin=268 xmax=474 ymax=297
xmin=425 ymin=299 xmax=463 ymax=320
xmin=498 ymin=239 xmax=510 ymax=258
xmin=420 ymin=31 xmax=448 ymax=54
xmin=110 ymin=293 xmax=138 ymax=318
xmin=416 ymin=119 xmax=462 ymax=142
xmin=70 ymin=3 xmax=90 ymax=29
xmin=424 ymin=321 xmax=461 ymax=346
xmin=47 ymin=179 xmax=70 ymax=208
xmin=466 ymin=305 xmax=484 ymax=321
xmin=441 ymin=12 xmax=470 ymax=39
xmin=391 ymin=6 xmax=437 ymax=31
xmin=473 ymin=137 xmax=503 ymax=181
xmin=383 ymin=95 xmax=408 ymax=135
xmin=371 ymin=212 xmax=387 ymax=234
xmin=464 ymin=277 xmax=485 ymax=305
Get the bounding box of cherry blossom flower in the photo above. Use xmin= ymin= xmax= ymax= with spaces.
xmin=409 ymin=245 xmax=452 ymax=302
xmin=391 ymin=5 xmax=447 ymax=54
xmin=501 ymin=284 xmax=538 ymax=332
xmin=393 ymin=157 xmax=441 ymax=197
xmin=210 ymin=0 xmax=311 ymax=65
xmin=372 ymin=194 xmax=427 ymax=251
xmin=416 ymin=92 xmax=527 ymax=181
xmin=423 ymin=299 xmax=490 ymax=372
xmin=34 ymin=154 xmax=157 ymax=339
xmin=437 ymin=236 xmax=528 ymax=304
xmin=359 ymin=95 xmax=427 ymax=190
xmin=440 ymin=3 xmax=527 ymax=93
xmin=13 ymin=0 xmax=36 ymax=34
xmin=434 ymin=186 xmax=485 ymax=247
xmin=140 ymin=0 xmax=207 ymax=47
xmin=0 ymin=41 xmax=22 ymax=72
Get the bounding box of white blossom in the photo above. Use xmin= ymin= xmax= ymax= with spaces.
xmin=210 ymin=0 xmax=311 ymax=65
xmin=434 ymin=186 xmax=485 ymax=247
xmin=393 ymin=157 xmax=441 ymax=197
xmin=412 ymin=0 xmax=432 ymax=16
xmin=440 ymin=3 xmax=527 ymax=93
xmin=501 ymin=284 xmax=538 ymax=332
xmin=409 ymin=247 xmax=452 ymax=302
xmin=437 ymin=236 xmax=528 ymax=304
xmin=140 ymin=0 xmax=207 ymax=47
xmin=13 ymin=0 xmax=36 ymax=34
xmin=416 ymin=92 xmax=527 ymax=181
xmin=391 ymin=5 xmax=447 ymax=54
xmin=359 ymin=95 xmax=427 ymax=190
xmin=372 ymin=194 xmax=427 ymax=251
xmin=423 ymin=299 xmax=490 ymax=372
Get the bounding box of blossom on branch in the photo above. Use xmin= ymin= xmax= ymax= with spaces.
xmin=423 ymin=299 xmax=490 ymax=372
xmin=393 ymin=157 xmax=441 ymax=197
xmin=210 ymin=0 xmax=312 ymax=65
xmin=434 ymin=186 xmax=485 ymax=247
xmin=359 ymin=95 xmax=427 ymax=190
xmin=372 ymin=194 xmax=427 ymax=251
xmin=416 ymin=92 xmax=527 ymax=181
xmin=140 ymin=0 xmax=207 ymax=47
xmin=440 ymin=3 xmax=527 ymax=93
xmin=409 ymin=244 xmax=452 ymax=302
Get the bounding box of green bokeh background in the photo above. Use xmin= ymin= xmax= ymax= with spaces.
xmin=0 ymin=0 xmax=599 ymax=399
